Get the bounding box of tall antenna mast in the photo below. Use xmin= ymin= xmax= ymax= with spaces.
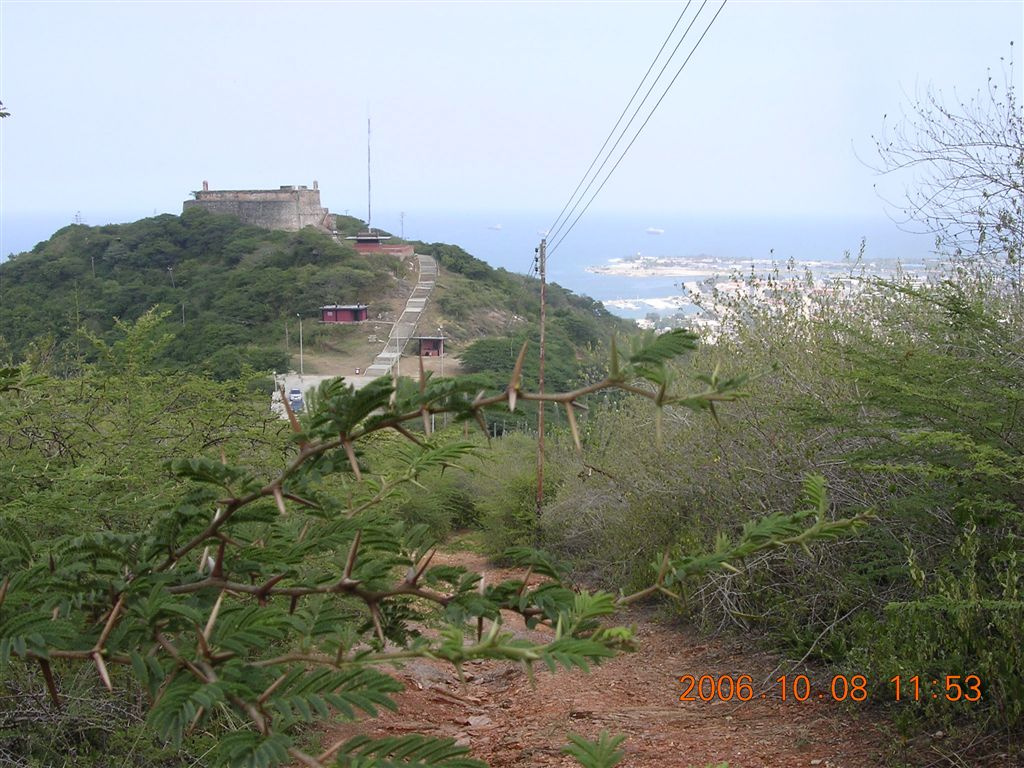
xmin=367 ymin=117 xmax=372 ymax=232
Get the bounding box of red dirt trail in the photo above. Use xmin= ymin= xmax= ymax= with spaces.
xmin=321 ymin=551 xmax=896 ymax=768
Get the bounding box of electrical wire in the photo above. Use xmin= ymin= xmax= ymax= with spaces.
xmin=546 ymin=2 xmax=710 ymax=248
xmin=545 ymin=2 xmax=693 ymax=243
xmin=548 ymin=0 xmax=727 ymax=257
xmin=532 ymin=3 xmax=698 ymax=277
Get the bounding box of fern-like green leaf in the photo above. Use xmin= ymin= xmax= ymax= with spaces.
xmin=539 ymin=636 xmax=617 ymax=674
xmin=269 ymin=667 xmax=401 ymax=724
xmin=628 ymin=329 xmax=698 ymax=366
xmin=148 ymin=677 xmax=227 ymax=747
xmin=562 ymin=730 xmax=627 ymax=768
xmin=0 ymin=610 xmax=78 ymax=664
xmin=168 ymin=457 xmax=260 ymax=494
xmin=214 ymin=731 xmax=293 ymax=768
xmin=334 ymin=734 xmax=486 ymax=768
xmin=309 ymin=376 xmax=395 ymax=437
xmin=0 ymin=515 xmax=33 ymax=568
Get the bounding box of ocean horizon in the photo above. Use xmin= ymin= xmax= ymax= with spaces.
xmin=392 ymin=209 xmax=939 ymax=318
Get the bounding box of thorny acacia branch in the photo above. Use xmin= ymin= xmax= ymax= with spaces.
xmin=0 ymin=331 xmax=869 ymax=768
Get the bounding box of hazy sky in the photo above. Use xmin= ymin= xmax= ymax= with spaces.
xmin=1 ymin=0 xmax=1021 ymax=256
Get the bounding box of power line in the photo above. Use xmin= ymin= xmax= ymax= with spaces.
xmin=529 ymin=3 xmax=700 ymax=277
xmin=547 ymin=0 xmax=713 ymax=248
xmin=549 ymin=0 xmax=727 ymax=257
xmin=546 ymin=2 xmax=693 ymax=242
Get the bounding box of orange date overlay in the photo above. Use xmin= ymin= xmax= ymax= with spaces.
xmin=678 ymin=674 xmax=983 ymax=703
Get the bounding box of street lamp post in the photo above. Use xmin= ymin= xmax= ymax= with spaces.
xmin=296 ymin=313 xmax=304 ymax=377
xmin=438 ymin=326 xmax=445 ymax=429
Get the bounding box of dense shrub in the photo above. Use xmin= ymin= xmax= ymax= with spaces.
xmin=8 ymin=327 xmax=828 ymax=768
xmin=539 ymin=261 xmax=1024 ymax=745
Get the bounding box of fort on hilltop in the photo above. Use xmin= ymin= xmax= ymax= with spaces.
xmin=183 ymin=181 xmax=332 ymax=232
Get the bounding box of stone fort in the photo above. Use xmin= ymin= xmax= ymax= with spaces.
xmin=183 ymin=181 xmax=333 ymax=232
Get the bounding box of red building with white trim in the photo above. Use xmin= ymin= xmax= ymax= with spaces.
xmin=320 ymin=304 xmax=368 ymax=323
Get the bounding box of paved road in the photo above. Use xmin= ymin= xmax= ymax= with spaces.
xmin=271 ymin=372 xmax=379 ymax=416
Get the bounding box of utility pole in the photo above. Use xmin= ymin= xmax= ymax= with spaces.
xmin=367 ymin=118 xmax=372 ymax=231
xmin=439 ymin=325 xmax=446 ymax=429
xmin=535 ymin=238 xmax=547 ymax=528
xmin=296 ymin=313 xmax=304 ymax=377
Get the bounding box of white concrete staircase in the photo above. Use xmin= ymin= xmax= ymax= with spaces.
xmin=363 ymin=253 xmax=437 ymax=378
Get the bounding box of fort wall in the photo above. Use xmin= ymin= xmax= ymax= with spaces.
xmin=183 ymin=183 xmax=330 ymax=231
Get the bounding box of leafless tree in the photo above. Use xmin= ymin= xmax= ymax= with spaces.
xmin=871 ymin=44 xmax=1023 ymax=291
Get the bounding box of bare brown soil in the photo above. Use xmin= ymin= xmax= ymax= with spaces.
xmin=321 ymin=551 xmax=893 ymax=768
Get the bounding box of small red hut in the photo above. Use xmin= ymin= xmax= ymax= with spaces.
xmin=417 ymin=336 xmax=444 ymax=357
xmin=320 ymin=304 xmax=368 ymax=323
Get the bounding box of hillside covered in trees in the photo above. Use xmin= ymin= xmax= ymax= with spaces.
xmin=0 ymin=209 xmax=627 ymax=382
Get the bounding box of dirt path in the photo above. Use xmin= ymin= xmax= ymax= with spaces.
xmin=321 ymin=551 xmax=890 ymax=767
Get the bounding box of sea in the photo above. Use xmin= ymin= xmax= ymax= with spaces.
xmin=2 ymin=210 xmax=939 ymax=321
xmin=397 ymin=210 xmax=938 ymax=319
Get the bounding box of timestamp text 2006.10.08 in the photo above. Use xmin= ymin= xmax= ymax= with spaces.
xmin=677 ymin=674 xmax=983 ymax=703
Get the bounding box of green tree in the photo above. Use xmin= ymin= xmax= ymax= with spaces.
xmin=0 ymin=311 xmax=286 ymax=539
xmin=0 ymin=331 xmax=866 ymax=768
